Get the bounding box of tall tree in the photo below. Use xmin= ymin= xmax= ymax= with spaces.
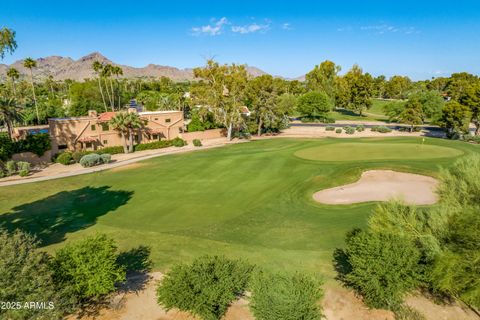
xmin=305 ymin=60 xmax=340 ymax=104
xmin=0 ymin=97 xmax=23 ymax=139
xmin=23 ymin=57 xmax=40 ymax=123
xmin=193 ymin=60 xmax=248 ymax=140
xmin=460 ymin=82 xmax=480 ymax=135
xmin=398 ymin=97 xmax=423 ymax=132
xmin=0 ymin=27 xmax=17 ymax=59
xmin=109 ymin=111 xmax=144 ymax=153
xmin=101 ymin=64 xmax=115 ymax=110
xmin=344 ymin=65 xmax=374 ymax=115
xmin=6 ymin=67 xmax=20 ymax=98
xmin=92 ymin=61 xmax=108 ymax=112
xmin=438 ymin=101 xmax=471 ymax=138
xmin=112 ymin=65 xmax=124 ymax=109
xmin=385 ymin=75 xmax=412 ymax=99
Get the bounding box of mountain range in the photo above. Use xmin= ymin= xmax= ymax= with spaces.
xmin=0 ymin=52 xmax=270 ymax=82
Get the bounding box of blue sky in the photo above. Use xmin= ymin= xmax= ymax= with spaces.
xmin=1 ymin=0 xmax=480 ymax=79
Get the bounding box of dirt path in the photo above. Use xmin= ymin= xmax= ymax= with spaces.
xmin=313 ymin=170 xmax=438 ymax=205
xmin=69 ymin=272 xmax=478 ymax=320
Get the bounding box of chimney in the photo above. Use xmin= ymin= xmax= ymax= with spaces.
xmin=88 ymin=110 xmax=98 ymax=117
xmin=127 ymin=107 xmax=137 ymax=114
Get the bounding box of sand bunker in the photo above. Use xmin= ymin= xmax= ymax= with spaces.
xmin=313 ymin=170 xmax=438 ymax=205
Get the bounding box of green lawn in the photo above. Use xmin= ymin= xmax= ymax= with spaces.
xmin=0 ymin=138 xmax=477 ymax=280
xmin=329 ymin=99 xmax=394 ymax=121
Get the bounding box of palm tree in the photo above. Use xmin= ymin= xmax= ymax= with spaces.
xmin=92 ymin=61 xmax=108 ymax=112
xmin=112 ymin=66 xmax=123 ymax=109
xmin=0 ymin=97 xmax=23 ymax=139
xmin=23 ymin=57 xmax=39 ymax=123
xmin=109 ymin=112 xmax=144 ymax=153
xmin=0 ymin=27 xmax=17 ymax=59
xmin=101 ymin=64 xmax=115 ymax=110
xmin=6 ymin=67 xmax=19 ymax=98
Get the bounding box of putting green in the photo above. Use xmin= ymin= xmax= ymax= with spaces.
xmin=295 ymin=142 xmax=463 ymax=161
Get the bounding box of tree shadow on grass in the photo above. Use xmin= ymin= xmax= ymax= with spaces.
xmin=0 ymin=186 xmax=133 ymax=246
xmin=116 ymin=245 xmax=154 ymax=294
xmin=332 ymin=248 xmax=352 ymax=284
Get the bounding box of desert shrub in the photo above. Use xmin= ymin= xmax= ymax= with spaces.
xmin=14 ymin=133 xmax=51 ymax=156
xmin=325 ymin=126 xmax=335 ymax=131
xmin=0 ymin=133 xmax=14 ymax=161
xmin=339 ymin=229 xmax=421 ymax=309
xmin=157 ymin=255 xmax=253 ymax=320
xmin=0 ymin=229 xmax=69 ymax=319
xmin=192 ymin=139 xmax=202 ymax=147
xmin=233 ymin=131 xmax=252 ymax=139
xmin=79 ymin=153 xmax=102 ymax=167
xmin=250 ymin=271 xmax=323 ymax=320
xmin=97 ymin=146 xmax=124 ymax=155
xmin=344 ymin=126 xmax=355 ymax=134
xmin=72 ymin=150 xmax=91 ymax=163
xmin=100 ymin=153 xmax=111 ymax=164
xmin=17 ymin=161 xmax=30 ymax=177
xmin=54 ymin=234 xmax=125 ymax=300
xmin=56 ymin=152 xmax=73 ymax=165
xmin=171 ymin=137 xmax=187 ymax=147
xmin=356 ymin=124 xmax=365 ymax=132
xmin=134 ymin=140 xmax=172 ymax=151
xmin=335 ymin=128 xmax=342 ymax=134
xmin=322 ymin=117 xmax=336 ymax=124
xmin=371 ymin=125 xmax=392 ymax=133
xmin=5 ymin=160 xmax=16 ymax=176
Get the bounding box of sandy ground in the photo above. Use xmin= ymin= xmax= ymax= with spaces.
xmin=68 ymin=272 xmax=479 ymax=320
xmin=313 ymin=170 xmax=438 ymax=205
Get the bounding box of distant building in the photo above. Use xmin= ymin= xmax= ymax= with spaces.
xmin=49 ymin=108 xmax=184 ymax=152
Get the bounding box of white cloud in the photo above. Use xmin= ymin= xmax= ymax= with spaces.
xmin=191 ymin=17 xmax=228 ymax=36
xmin=359 ymin=24 xmax=419 ymax=35
xmin=282 ymin=23 xmax=292 ymax=30
xmin=231 ymin=23 xmax=270 ymax=34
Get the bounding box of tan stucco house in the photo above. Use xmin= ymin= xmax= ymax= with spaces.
xmin=49 ymin=108 xmax=184 ymax=153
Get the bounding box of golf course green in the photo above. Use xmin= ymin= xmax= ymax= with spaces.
xmin=0 ymin=137 xmax=477 ymax=278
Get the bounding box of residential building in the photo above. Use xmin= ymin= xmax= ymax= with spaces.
xmin=49 ymin=108 xmax=184 ymax=152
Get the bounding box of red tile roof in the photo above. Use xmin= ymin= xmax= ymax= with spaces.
xmin=78 ymin=136 xmax=98 ymax=143
xmin=97 ymin=112 xmax=116 ymax=121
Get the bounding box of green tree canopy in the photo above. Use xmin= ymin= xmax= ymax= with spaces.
xmin=297 ymin=91 xmax=332 ymax=119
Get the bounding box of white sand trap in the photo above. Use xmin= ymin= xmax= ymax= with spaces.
xmin=313 ymin=170 xmax=438 ymax=205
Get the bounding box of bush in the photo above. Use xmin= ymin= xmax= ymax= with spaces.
xmin=356 ymin=124 xmax=365 ymax=132
xmin=54 ymin=234 xmax=126 ymax=300
xmin=250 ymin=271 xmax=323 ymax=320
xmin=5 ymin=160 xmax=16 ymax=176
xmin=72 ymin=150 xmax=91 ymax=163
xmin=325 ymin=126 xmax=335 ymax=131
xmin=100 ymin=153 xmax=111 ymax=164
xmin=79 ymin=153 xmax=102 ymax=167
xmin=97 ymin=146 xmax=124 ymax=155
xmin=0 ymin=230 xmax=68 ymax=319
xmin=14 ymin=133 xmax=51 ymax=156
xmin=192 ymin=139 xmax=202 ymax=147
xmin=17 ymin=161 xmax=30 ymax=177
xmin=335 ymin=128 xmax=342 ymax=134
xmin=0 ymin=133 xmax=14 ymax=161
xmin=344 ymin=126 xmax=355 ymax=134
xmin=465 ymin=135 xmax=480 ymax=144
xmin=371 ymin=125 xmax=392 ymax=133
xmin=339 ymin=229 xmax=421 ymax=309
xmin=157 ymin=255 xmax=253 ymax=320
xmin=134 ymin=140 xmax=173 ymax=152
xmin=171 ymin=137 xmax=187 ymax=147
xmin=56 ymin=152 xmax=73 ymax=165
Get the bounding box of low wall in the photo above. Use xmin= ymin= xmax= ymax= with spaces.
xmin=180 ymin=129 xmax=226 ymax=142
xmin=12 ymin=151 xmax=52 ymax=165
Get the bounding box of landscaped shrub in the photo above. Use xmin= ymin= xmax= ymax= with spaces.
xmin=53 ymin=234 xmax=126 ymax=300
xmin=192 ymin=139 xmax=202 ymax=147
xmin=14 ymin=133 xmax=51 ymax=156
xmin=338 ymin=229 xmax=421 ymax=309
xmin=465 ymin=135 xmax=480 ymax=144
xmin=371 ymin=125 xmax=392 ymax=133
xmin=17 ymin=161 xmax=31 ymax=177
xmin=134 ymin=140 xmax=173 ymax=152
xmin=171 ymin=137 xmax=187 ymax=147
xmin=5 ymin=160 xmax=16 ymax=176
xmin=100 ymin=153 xmax=111 ymax=164
xmin=79 ymin=153 xmax=103 ymax=167
xmin=250 ymin=271 xmax=323 ymax=320
xmin=0 ymin=133 xmax=14 ymax=161
xmin=325 ymin=126 xmax=335 ymax=131
xmin=72 ymin=151 xmax=91 ymax=163
xmin=157 ymin=255 xmax=253 ymax=320
xmin=335 ymin=128 xmax=342 ymax=134
xmin=356 ymin=125 xmax=365 ymax=132
xmin=56 ymin=152 xmax=73 ymax=165
xmin=97 ymin=146 xmax=124 ymax=155
xmin=344 ymin=126 xmax=355 ymax=134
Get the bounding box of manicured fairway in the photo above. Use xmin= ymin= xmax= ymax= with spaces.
xmin=0 ymin=137 xmax=477 ymax=279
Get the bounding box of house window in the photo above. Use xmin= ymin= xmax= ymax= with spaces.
xmin=101 ymin=123 xmax=109 ymax=131
xmin=58 ymin=144 xmax=68 ymax=150
xmin=154 ymin=117 xmax=159 ymax=121
xmin=165 ymin=118 xmax=171 ymax=123
xmin=103 ymin=140 xmax=108 ymax=145
xmin=86 ymin=142 xmax=92 ymax=148
xmin=152 ymin=134 xmax=158 ymax=140
xmin=91 ymin=125 xmax=96 ymax=131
